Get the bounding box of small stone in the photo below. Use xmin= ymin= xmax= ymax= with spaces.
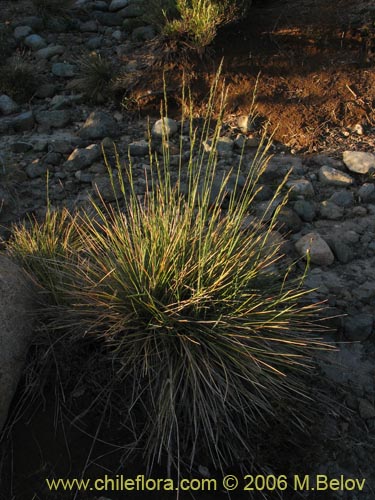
xmin=295 ymin=233 xmax=334 ymax=266
xmin=129 ymin=139 xmax=149 ymax=156
xmin=328 ymin=238 xmax=353 ymax=264
xmin=26 ymin=160 xmax=47 ymax=179
xmin=24 ymin=34 xmax=46 ymax=50
xmin=318 ymin=165 xmax=354 ymax=186
xmin=78 ymin=111 xmax=119 ymax=140
xmin=152 ymin=117 xmax=178 ymax=138
xmin=234 ymin=134 xmax=260 ymax=149
xmin=112 ymin=30 xmax=122 ymax=41
xmin=293 ymin=199 xmax=316 ymax=222
xmin=237 ymin=115 xmax=255 ymax=133
xmin=36 ymin=83 xmax=58 ymax=99
xmin=35 ymin=44 xmax=64 ymax=59
xmin=319 ymin=201 xmax=344 ymax=220
xmin=87 ymin=36 xmax=103 ymax=49
xmin=11 ymin=142 xmax=32 ymax=153
xmin=51 ymin=62 xmax=76 ymax=78
xmin=351 ymin=206 xmax=367 ymax=217
xmin=343 ymin=151 xmax=375 ymax=175
xmin=276 ymin=207 xmax=303 ymax=234
xmin=118 ymin=4 xmax=142 ymax=17
xmin=358 ymin=398 xmax=375 ymax=419
xmin=64 ymin=144 xmax=101 ymax=171
xmin=50 ymin=94 xmax=83 ymax=110
xmin=109 ymin=0 xmax=129 ymax=11
xmin=286 ymin=178 xmax=314 ymax=198
xmin=35 ymin=110 xmax=71 ymax=129
xmin=131 ymin=25 xmax=155 ymax=41
xmin=10 ymin=111 xmax=34 ymax=132
xmin=344 ymin=314 xmax=373 ymax=341
xmin=80 ymin=20 xmax=98 ymax=32
xmin=92 ymin=11 xmax=123 ymax=26
xmin=14 ymin=26 xmax=33 ymax=40
xmin=328 ymin=190 xmax=354 ymax=208
xmin=352 ymin=123 xmax=364 ymax=136
xmin=0 ymin=95 xmax=19 ymax=116
xmin=358 ymin=183 xmax=375 ymax=203
xmin=92 ymin=175 xmax=122 ymax=201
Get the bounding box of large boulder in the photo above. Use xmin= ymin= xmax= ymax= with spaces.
xmin=0 ymin=256 xmax=36 ymax=433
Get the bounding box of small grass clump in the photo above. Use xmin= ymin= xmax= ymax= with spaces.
xmin=69 ymin=53 xmax=116 ymax=103
xmin=0 ymin=58 xmax=38 ymax=102
xmin=0 ymin=24 xmax=16 ymax=60
xmin=31 ymin=0 xmax=74 ymax=19
xmin=7 ymin=71 xmax=331 ymax=474
xmin=7 ymin=206 xmax=81 ymax=306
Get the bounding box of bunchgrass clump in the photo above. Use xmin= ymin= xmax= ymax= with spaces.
xmin=0 ymin=58 xmax=38 ymax=102
xmin=163 ymin=0 xmax=228 ymax=52
xmin=7 ymin=69 xmax=331 ymax=474
xmin=69 ymin=53 xmax=116 ymax=103
xmin=31 ymin=0 xmax=74 ymax=18
xmin=7 ymin=206 xmax=81 ymax=306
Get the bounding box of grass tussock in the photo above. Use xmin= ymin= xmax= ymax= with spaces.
xmin=69 ymin=53 xmax=116 ymax=103
xmin=7 ymin=69 xmax=331 ymax=473
xmin=0 ymin=58 xmax=38 ymax=102
xmin=31 ymin=0 xmax=74 ymax=18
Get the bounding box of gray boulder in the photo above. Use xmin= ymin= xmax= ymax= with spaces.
xmin=78 ymin=111 xmax=119 ymax=140
xmin=0 ymin=256 xmax=36 ymax=432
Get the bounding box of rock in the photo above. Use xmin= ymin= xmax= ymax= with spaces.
xmin=358 ymin=398 xmax=375 ymax=419
xmin=11 ymin=142 xmax=32 ymax=153
xmin=36 ymin=83 xmax=58 ymax=99
xmin=286 ymin=178 xmax=314 ymax=198
xmin=35 ymin=110 xmax=71 ymax=129
xmin=128 ymin=139 xmax=149 ymax=156
xmin=328 ymin=190 xmax=354 ymax=208
xmin=51 ymin=62 xmax=76 ymax=78
xmin=318 ymin=166 xmax=354 ymax=186
xmin=64 ymin=144 xmax=101 ymax=171
xmin=24 ymin=34 xmax=46 ymax=50
xmin=358 ymin=183 xmax=375 ymax=203
xmin=343 ymin=151 xmax=375 ymax=175
xmin=234 ymin=134 xmax=260 ymax=149
xmin=131 ymin=25 xmax=156 ymax=41
xmin=0 ymin=256 xmax=36 ymax=432
xmin=26 ymin=160 xmax=47 ymax=179
xmin=0 ymin=95 xmax=19 ymax=116
xmin=237 ymin=114 xmax=255 ymax=133
xmin=80 ymin=20 xmax=99 ymax=32
xmin=16 ymin=16 xmax=44 ymax=31
xmin=319 ymin=201 xmax=344 ymax=220
xmin=13 ymin=26 xmax=33 ymax=40
xmin=118 ymin=4 xmax=142 ymax=17
xmin=50 ymin=94 xmax=83 ymax=110
xmin=87 ymin=35 xmax=103 ymax=49
xmin=295 ymin=232 xmax=334 ymax=266
xmin=152 ymin=117 xmax=178 ymax=138
xmin=293 ymin=199 xmax=316 ymax=222
xmin=328 ymin=238 xmax=353 ymax=264
xmin=263 ymin=155 xmax=303 ymax=180
xmin=10 ymin=111 xmax=35 ymax=132
xmin=109 ymin=0 xmax=129 ymax=11
xmin=276 ymin=207 xmax=303 ymax=234
xmin=78 ymin=111 xmax=119 ymax=140
xmin=92 ymin=11 xmax=123 ymax=26
xmin=92 ymin=174 xmax=122 ymax=201
xmin=35 ymin=44 xmax=64 ymax=59
xmin=344 ymin=314 xmax=373 ymax=341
